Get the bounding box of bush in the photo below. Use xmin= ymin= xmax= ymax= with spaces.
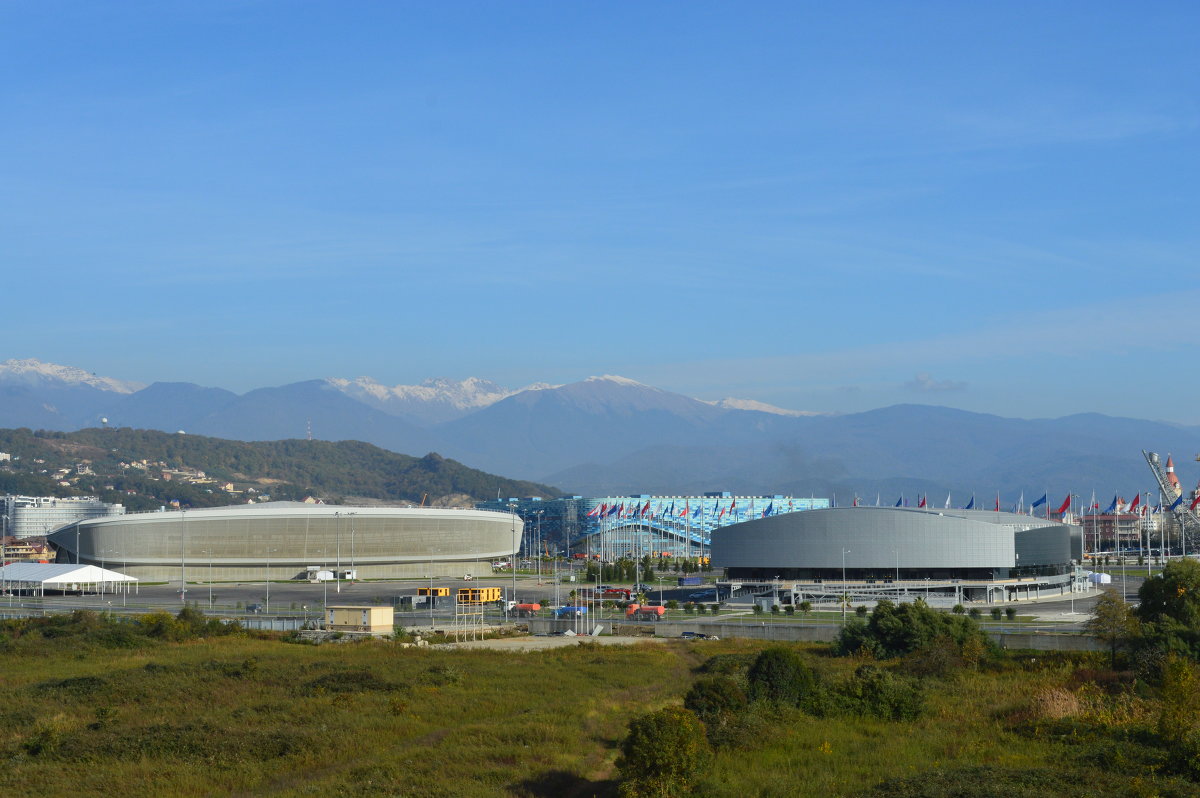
xmin=856 ymin=605 xmax=868 ymax=618
xmin=799 ymin=600 xmax=813 ymax=616
xmin=1005 ymin=607 xmax=1017 ymax=621
xmin=835 ymin=599 xmax=989 ymax=658
xmin=710 ymin=604 xmax=720 ymax=615
xmin=666 ymin=600 xmax=679 ymax=610
xmin=616 ymin=706 xmax=711 ymax=798
xmin=752 ymin=604 xmax=764 ymax=615
xmin=991 ymin=608 xmax=1003 ymax=621
xmin=968 ymin=607 xmax=981 ymax=619
xmin=839 ymin=665 xmax=925 ymax=721
xmin=771 ymin=604 xmax=780 ymax=615
xmin=746 ymin=646 xmax=821 ymax=709
xmin=784 ymin=605 xmax=795 ymax=616
xmin=952 ymin=604 xmax=965 ymax=615
xmin=684 ymin=676 xmax=748 ymax=727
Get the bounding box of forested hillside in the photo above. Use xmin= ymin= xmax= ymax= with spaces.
xmin=0 ymin=427 xmax=559 ymax=512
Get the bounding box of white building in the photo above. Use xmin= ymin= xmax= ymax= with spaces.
xmin=2 ymin=495 xmax=126 ymax=539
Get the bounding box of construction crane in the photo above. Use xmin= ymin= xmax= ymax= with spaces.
xmin=1142 ymin=450 xmax=1200 ymax=552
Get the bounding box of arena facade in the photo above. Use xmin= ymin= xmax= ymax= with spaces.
xmin=712 ymin=506 xmax=1085 ymax=604
xmin=46 ymin=502 xmax=522 ymax=582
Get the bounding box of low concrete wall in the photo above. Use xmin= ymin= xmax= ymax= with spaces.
xmin=989 ymin=631 xmax=1105 ymax=651
xmin=530 ymin=616 xmax=1107 ymax=652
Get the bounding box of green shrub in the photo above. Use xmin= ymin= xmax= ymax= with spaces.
xmin=684 ymin=676 xmax=748 ymax=726
xmin=991 ymin=607 xmax=1003 ymax=620
xmin=952 ymin=604 xmax=965 ymax=615
xmin=1005 ymin=607 xmax=1017 ymax=621
xmin=835 ymin=599 xmax=988 ymax=658
xmin=968 ymin=607 xmax=981 ymax=619
xmin=616 ymin=706 xmax=711 ymax=798
xmin=746 ymin=646 xmax=821 ymax=709
xmin=839 ymin=665 xmax=924 ymax=721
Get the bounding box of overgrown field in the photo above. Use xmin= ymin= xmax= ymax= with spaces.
xmin=0 ymin=610 xmax=1196 ymax=797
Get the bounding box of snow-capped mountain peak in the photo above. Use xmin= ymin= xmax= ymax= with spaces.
xmin=325 ymin=375 xmax=557 ymax=425
xmin=0 ymin=358 xmax=144 ymax=394
xmin=704 ymin=397 xmax=827 ymax=417
xmin=583 ymin=374 xmax=659 ymax=390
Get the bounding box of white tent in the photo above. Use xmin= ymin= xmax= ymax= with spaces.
xmin=0 ymin=563 xmax=138 ymax=596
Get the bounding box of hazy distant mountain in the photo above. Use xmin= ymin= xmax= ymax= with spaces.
xmin=0 ymin=358 xmax=143 ymax=395
xmin=0 ymin=358 xmax=143 ymax=429
xmin=182 ymin=380 xmax=436 ymax=455
xmin=107 ymin=382 xmax=239 ymax=431
xmin=325 ymin=375 xmax=552 ymax=425
xmin=4 ymin=357 xmax=1198 ymax=502
xmin=434 ymin=375 xmax=745 ymax=477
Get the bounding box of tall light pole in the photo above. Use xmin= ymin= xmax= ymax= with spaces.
xmin=200 ymin=549 xmax=212 ymax=609
xmin=350 ymin=513 xmax=357 ymax=580
xmin=841 ymin=548 xmax=850 ymax=626
xmin=180 ymin=508 xmax=187 ymax=604
xmin=265 ymin=546 xmax=276 ymax=614
xmin=535 ymin=510 xmax=544 ymax=585
xmin=508 ymin=503 xmax=518 ymax=606
xmin=335 ymin=511 xmax=342 ymax=593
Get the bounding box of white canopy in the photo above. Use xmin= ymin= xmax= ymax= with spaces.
xmin=0 ymin=563 xmax=137 ymax=595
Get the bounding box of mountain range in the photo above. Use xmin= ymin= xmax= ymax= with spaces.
xmin=2 ymin=358 xmax=1196 ymax=503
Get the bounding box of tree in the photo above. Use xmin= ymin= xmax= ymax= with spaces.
xmin=799 ymin=600 xmax=812 ymax=617
xmin=1086 ymin=589 xmax=1140 ymax=667
xmin=1138 ymin=559 xmax=1200 ymax=628
xmin=1004 ymin=607 xmax=1017 ymax=621
xmin=616 ymin=707 xmax=711 ymax=798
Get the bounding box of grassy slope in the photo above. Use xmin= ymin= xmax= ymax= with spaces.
xmin=0 ymin=635 xmax=1191 ymax=797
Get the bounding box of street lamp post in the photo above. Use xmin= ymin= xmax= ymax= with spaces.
xmin=335 ymin=511 xmax=341 ymax=593
xmin=841 ymin=548 xmax=850 ymax=626
xmin=508 ymin=504 xmax=518 ymax=606
xmin=180 ymin=508 xmax=187 ymax=604
xmin=265 ymin=546 xmax=276 ymax=614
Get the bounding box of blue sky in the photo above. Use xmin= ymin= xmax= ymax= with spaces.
xmin=4 ymin=2 xmax=1198 ymax=421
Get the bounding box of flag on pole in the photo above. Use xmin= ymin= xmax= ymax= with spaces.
xmin=944 ymin=493 xmax=951 ymax=509
xmin=1128 ymin=494 xmax=1140 ymax=514
xmin=964 ymin=495 xmax=975 ymax=510
xmin=1191 ymin=495 xmax=1200 ymax=512
xmin=994 ymin=493 xmax=1000 ymax=511
xmin=1170 ymin=495 xmax=1183 ymax=511
xmin=587 ymin=504 xmax=602 ymax=518
xmin=1054 ymin=494 xmax=1071 ymax=515
xmin=918 ymin=495 xmax=927 ymax=508
xmin=895 ymin=495 xmax=904 ymax=507
xmin=1103 ymin=495 xmax=1118 ymax=514
xmin=764 ymin=502 xmax=774 ymax=516
xmin=1031 ymin=494 xmax=1047 ymax=509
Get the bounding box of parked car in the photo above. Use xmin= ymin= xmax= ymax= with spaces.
xmin=689 ymin=590 xmax=715 ymax=601
xmin=680 ymin=631 xmax=719 ymax=640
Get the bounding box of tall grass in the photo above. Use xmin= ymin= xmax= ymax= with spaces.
xmin=0 ymin=617 xmax=1195 ymax=797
